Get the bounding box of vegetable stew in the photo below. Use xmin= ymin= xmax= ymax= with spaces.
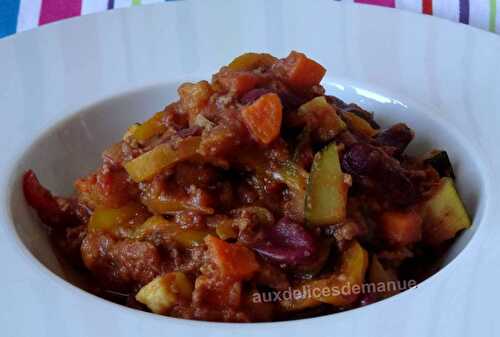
xmin=23 ymin=51 xmax=471 ymax=322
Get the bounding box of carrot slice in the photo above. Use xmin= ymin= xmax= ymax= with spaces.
xmin=280 ymin=51 xmax=326 ymax=88
xmin=205 ymin=235 xmax=259 ymax=281
xmin=380 ymin=210 xmax=422 ymax=246
xmin=241 ymin=93 xmax=282 ymax=145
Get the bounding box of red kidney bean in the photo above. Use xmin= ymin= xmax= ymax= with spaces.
xmin=239 ymin=88 xmax=273 ymax=105
xmin=252 ymin=217 xmax=318 ymax=266
xmin=266 ymin=80 xmax=305 ymax=108
xmin=177 ymin=126 xmax=202 ymax=138
xmin=342 ymin=143 xmax=417 ymax=205
xmin=375 ymin=123 xmax=414 ymax=156
xmin=325 ymin=95 xmax=348 ymax=109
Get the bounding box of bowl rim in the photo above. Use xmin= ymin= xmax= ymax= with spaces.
xmin=3 ymin=77 xmax=493 ymax=326
xmin=1 ymin=0 xmax=499 ymax=335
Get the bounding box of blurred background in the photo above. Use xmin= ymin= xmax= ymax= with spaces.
xmin=0 ymin=0 xmax=498 ymax=39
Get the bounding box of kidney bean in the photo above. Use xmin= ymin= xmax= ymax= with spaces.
xmin=342 ymin=143 xmax=417 ymax=205
xmin=375 ymin=123 xmax=414 ymax=156
xmin=342 ymin=143 xmax=382 ymax=175
xmin=177 ymin=126 xmax=202 ymax=138
xmin=325 ymin=95 xmax=348 ymax=109
xmin=252 ymin=217 xmax=318 ymax=266
xmin=240 ymin=88 xmax=273 ymax=105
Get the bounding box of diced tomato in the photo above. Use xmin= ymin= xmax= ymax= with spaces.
xmin=205 ymin=235 xmax=259 ymax=281
xmin=380 ymin=210 xmax=422 ymax=246
xmin=276 ymin=51 xmax=326 ymax=88
xmin=75 ymin=169 xmax=137 ymax=209
xmin=241 ymin=93 xmax=282 ymax=145
xmin=22 ymin=170 xmax=77 ymax=228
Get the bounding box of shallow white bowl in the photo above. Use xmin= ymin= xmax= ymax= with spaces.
xmin=1 ymin=0 xmax=500 ymax=336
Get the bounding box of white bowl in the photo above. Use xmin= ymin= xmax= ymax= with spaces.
xmin=1 ymin=1 xmax=500 ymax=336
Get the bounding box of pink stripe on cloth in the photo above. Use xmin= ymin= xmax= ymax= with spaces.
xmin=354 ymin=0 xmax=396 ymax=7
xmin=39 ymin=0 xmax=82 ymax=25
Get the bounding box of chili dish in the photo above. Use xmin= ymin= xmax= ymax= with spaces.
xmin=23 ymin=51 xmax=471 ymax=322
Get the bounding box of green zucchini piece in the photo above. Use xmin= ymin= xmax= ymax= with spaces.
xmin=424 ymin=150 xmax=455 ymax=179
xmin=274 ymin=160 xmax=308 ymax=223
xmin=305 ymin=142 xmax=348 ymax=226
xmin=422 ymin=177 xmax=471 ymax=245
xmin=274 ymin=160 xmax=308 ymax=192
xmin=292 ymin=126 xmax=313 ymax=167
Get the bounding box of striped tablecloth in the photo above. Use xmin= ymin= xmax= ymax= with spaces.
xmin=0 ymin=0 xmax=498 ymax=39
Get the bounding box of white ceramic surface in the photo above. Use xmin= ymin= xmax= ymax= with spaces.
xmin=1 ymin=0 xmax=500 ymax=336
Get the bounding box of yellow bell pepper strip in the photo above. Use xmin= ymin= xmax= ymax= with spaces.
xmin=124 ymin=136 xmax=201 ymax=182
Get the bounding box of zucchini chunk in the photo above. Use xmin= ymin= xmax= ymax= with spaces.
xmin=280 ymin=241 xmax=368 ymax=311
xmin=136 ymin=272 xmax=193 ymax=314
xmin=275 ymin=160 xmax=308 ymax=192
xmin=422 ymin=177 xmax=471 ymax=245
xmin=369 ymin=255 xmax=399 ymax=299
xmin=424 ymin=150 xmax=455 ymax=179
xmin=305 ymin=142 xmax=349 ymax=226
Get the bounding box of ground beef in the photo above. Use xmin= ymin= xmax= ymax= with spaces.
xmin=81 ymin=231 xmax=162 ymax=291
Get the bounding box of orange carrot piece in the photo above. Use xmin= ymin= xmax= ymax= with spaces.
xmin=213 ymin=68 xmax=260 ymax=95
xmin=380 ymin=210 xmax=422 ymax=246
xmin=205 ymin=235 xmax=259 ymax=281
xmin=281 ymin=51 xmax=326 ymax=88
xmin=241 ymin=93 xmax=282 ymax=145
xmin=230 ymin=72 xmax=259 ymax=95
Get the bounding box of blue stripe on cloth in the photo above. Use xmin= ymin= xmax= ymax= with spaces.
xmin=0 ymin=0 xmax=20 ymax=38
xmin=459 ymin=0 xmax=470 ymax=24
